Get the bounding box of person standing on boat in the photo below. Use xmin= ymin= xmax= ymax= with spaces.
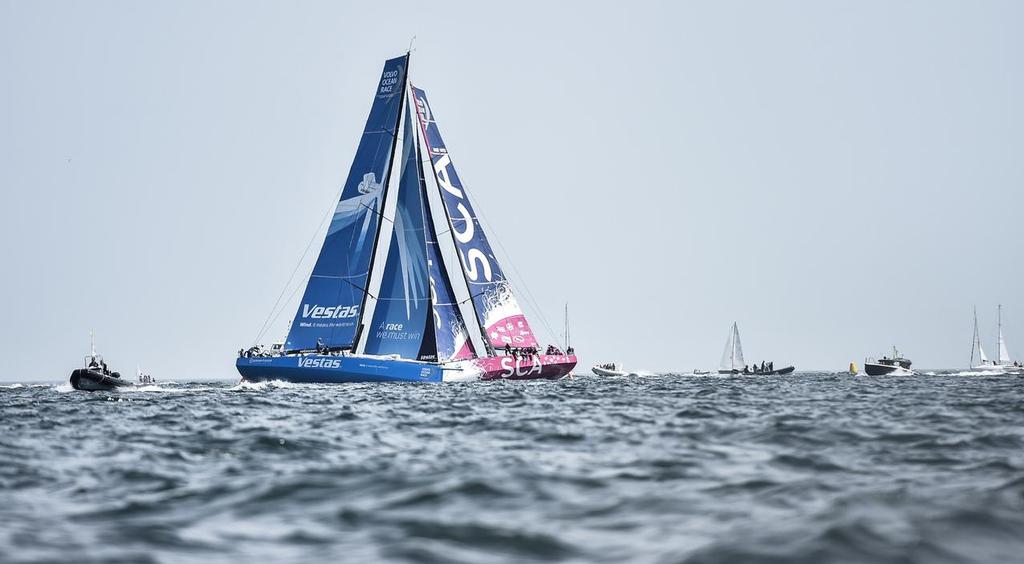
xmin=768 ymin=361 xmax=774 ymax=373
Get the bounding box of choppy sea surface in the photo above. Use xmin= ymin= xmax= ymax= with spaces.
xmin=1 ymin=372 xmax=1023 ymax=563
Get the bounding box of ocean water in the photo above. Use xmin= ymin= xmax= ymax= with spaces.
xmin=1 ymin=372 xmax=1023 ymax=563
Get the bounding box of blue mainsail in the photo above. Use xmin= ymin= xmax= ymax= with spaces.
xmin=410 ymin=86 xmax=539 ymax=351
xmin=362 ymin=103 xmax=437 ymax=360
xmin=285 ymin=55 xmax=407 ymax=352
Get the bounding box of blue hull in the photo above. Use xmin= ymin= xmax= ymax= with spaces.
xmin=236 ymin=355 xmax=443 ymax=383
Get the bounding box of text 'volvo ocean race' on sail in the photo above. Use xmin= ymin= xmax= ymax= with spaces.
xmin=235 ymin=52 xmax=577 ymax=383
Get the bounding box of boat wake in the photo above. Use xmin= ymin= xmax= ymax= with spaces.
xmin=949 ymin=369 xmax=1012 ymax=376
xmin=229 ymin=379 xmax=301 ymax=392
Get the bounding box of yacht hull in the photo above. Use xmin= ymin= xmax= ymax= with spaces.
xmin=236 ymin=354 xmax=577 ymax=383
xmin=476 ymin=354 xmax=577 ymax=381
xmin=863 ymin=363 xmax=912 ymax=376
xmin=236 ymin=355 xmax=443 ymax=383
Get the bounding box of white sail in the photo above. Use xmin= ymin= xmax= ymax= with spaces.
xmin=998 ymin=328 xmax=1011 ymax=364
xmin=732 ymin=324 xmax=746 ymax=368
xmin=996 ymin=305 xmax=1011 ymax=365
xmin=719 ymin=325 xmax=734 ymax=371
xmin=972 ymin=308 xmax=989 ymax=365
xmin=977 ymin=339 xmax=989 ymax=364
xmin=719 ymin=322 xmax=745 ymax=371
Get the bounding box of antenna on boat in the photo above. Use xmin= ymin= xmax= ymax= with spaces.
xmin=90 ymin=330 xmax=95 ymax=357
xmin=563 ymin=302 xmax=569 ymax=351
xmin=407 ymin=35 xmax=416 ymax=53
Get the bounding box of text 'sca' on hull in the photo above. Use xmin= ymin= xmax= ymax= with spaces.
xmin=475 ymin=354 xmax=577 ymax=381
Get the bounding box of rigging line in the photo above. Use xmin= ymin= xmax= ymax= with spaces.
xmin=360 ymin=202 xmax=394 ymax=224
xmin=253 ymin=184 xmax=343 ymax=345
xmin=465 ymin=189 xmax=557 ymax=341
xmin=342 ymin=278 xmax=378 ymax=301
xmin=260 ymin=270 xmax=311 ymax=344
xmin=457 ymin=291 xmax=485 ymax=305
xmin=472 ymin=207 xmax=559 ymax=344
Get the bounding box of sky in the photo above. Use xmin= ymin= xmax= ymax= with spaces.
xmin=2 ymin=1 xmax=1022 ymax=381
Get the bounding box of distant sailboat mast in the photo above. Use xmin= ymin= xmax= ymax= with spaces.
xmin=997 ymin=304 xmax=1011 ymax=365
xmin=564 ymin=303 xmax=570 ymax=352
xmin=970 ymin=306 xmax=988 ymax=367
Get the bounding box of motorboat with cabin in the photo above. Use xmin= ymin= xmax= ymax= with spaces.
xmin=236 ymin=53 xmax=576 ymax=383
xmin=863 ymin=347 xmax=914 ymax=376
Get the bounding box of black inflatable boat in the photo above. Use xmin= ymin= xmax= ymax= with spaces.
xmin=70 ymin=368 xmax=133 ymax=391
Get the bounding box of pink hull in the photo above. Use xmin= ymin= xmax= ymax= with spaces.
xmin=475 ymin=354 xmax=577 ymax=381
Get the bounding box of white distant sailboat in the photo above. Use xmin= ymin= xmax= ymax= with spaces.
xmin=971 ymin=305 xmax=1020 ymax=373
xmin=718 ymin=322 xmax=746 ymax=374
xmin=717 ymin=322 xmax=795 ymax=375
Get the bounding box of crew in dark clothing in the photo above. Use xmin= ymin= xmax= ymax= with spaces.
xmin=760 ymin=361 xmax=766 ymax=373
xmin=768 ymin=361 xmax=774 ymax=372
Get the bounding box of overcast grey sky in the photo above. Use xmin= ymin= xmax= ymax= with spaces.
xmin=2 ymin=1 xmax=1022 ymax=381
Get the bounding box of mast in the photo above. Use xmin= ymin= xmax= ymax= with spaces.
xmin=352 ymin=52 xmax=411 ymax=352
xmin=413 ymin=109 xmax=495 ymax=357
xmin=433 ymin=171 xmax=495 ymax=357
xmin=997 ymin=304 xmax=1011 ymax=365
xmin=971 ymin=306 xmax=978 ymax=367
xmin=416 ymin=119 xmax=476 ymax=362
xmin=731 ymin=323 xmax=736 ymax=369
xmin=409 ymin=85 xmax=538 ymax=356
xmin=564 ymin=303 xmax=570 ymax=351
